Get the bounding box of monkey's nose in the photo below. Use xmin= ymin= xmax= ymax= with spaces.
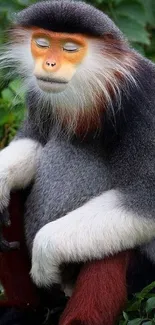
xmin=46 ymin=61 xmax=56 ymax=67
xmin=43 ymin=59 xmax=60 ymax=72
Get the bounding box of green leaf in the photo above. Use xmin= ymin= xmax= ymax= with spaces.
xmin=9 ymin=79 xmax=21 ymax=93
xmin=115 ymin=0 xmax=146 ymax=26
xmin=143 ymin=322 xmax=153 ymax=325
xmin=17 ymin=0 xmax=37 ymax=4
xmin=141 ymin=0 xmax=155 ymax=26
xmin=128 ymin=319 xmax=142 ymax=325
xmin=8 ymin=79 xmax=25 ymax=101
xmin=116 ymin=15 xmax=150 ymax=45
xmin=114 ymin=0 xmax=124 ymax=4
xmin=118 ymin=320 xmax=128 ymax=325
xmin=126 ymin=299 xmax=142 ymax=312
xmin=123 ymin=312 xmax=129 ymax=321
xmin=0 ymin=109 xmax=10 ymax=126
xmin=1 ymin=88 xmax=14 ymax=102
xmin=136 ymin=282 xmax=155 ymax=299
xmin=146 ymin=297 xmax=155 ymax=314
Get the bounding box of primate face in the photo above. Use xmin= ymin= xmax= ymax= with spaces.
xmin=0 ymin=19 xmax=137 ymax=134
xmin=31 ymin=29 xmax=88 ymax=93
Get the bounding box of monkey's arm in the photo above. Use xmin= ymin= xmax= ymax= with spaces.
xmin=31 ymin=186 xmax=155 ymax=287
xmin=0 ymin=118 xmax=42 ymax=211
xmin=0 ymin=117 xmax=43 ymax=250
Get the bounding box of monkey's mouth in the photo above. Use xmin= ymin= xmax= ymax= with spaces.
xmin=36 ymin=76 xmax=69 ymax=93
xmin=37 ymin=76 xmax=68 ymax=84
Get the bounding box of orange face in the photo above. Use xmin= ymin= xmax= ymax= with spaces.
xmin=31 ymin=28 xmax=88 ymax=93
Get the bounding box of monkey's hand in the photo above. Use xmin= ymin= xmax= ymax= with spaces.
xmin=0 ymin=210 xmax=20 ymax=252
xmin=0 ymin=167 xmax=12 ymax=213
xmin=0 ymin=138 xmax=42 ymax=212
xmin=0 ymin=157 xmax=21 ymax=251
xmin=31 ymin=190 xmax=155 ymax=288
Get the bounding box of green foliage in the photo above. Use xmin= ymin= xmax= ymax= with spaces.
xmin=90 ymin=0 xmax=155 ymax=58
xmin=0 ymin=2 xmax=155 ymax=322
xmin=118 ymin=282 xmax=155 ymax=324
xmin=0 ymin=78 xmax=25 ymax=148
xmin=0 ymin=0 xmax=34 ymax=147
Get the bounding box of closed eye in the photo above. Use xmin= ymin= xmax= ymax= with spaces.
xmin=63 ymin=42 xmax=80 ymax=52
xmin=35 ymin=38 xmax=50 ymax=48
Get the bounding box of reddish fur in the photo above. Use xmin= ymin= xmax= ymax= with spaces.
xmin=59 ymin=252 xmax=131 ymax=325
xmin=61 ymin=103 xmax=105 ymax=137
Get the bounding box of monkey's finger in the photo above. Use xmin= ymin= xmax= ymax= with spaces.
xmin=0 ymin=209 xmax=11 ymax=227
xmin=0 ymin=238 xmax=20 ymax=252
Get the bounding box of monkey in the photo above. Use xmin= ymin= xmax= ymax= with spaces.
xmin=0 ymin=0 xmax=155 ymax=324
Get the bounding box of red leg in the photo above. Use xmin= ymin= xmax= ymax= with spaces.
xmin=59 ymin=252 xmax=131 ymax=325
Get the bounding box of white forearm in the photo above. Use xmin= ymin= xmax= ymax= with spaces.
xmin=0 ymin=138 xmax=42 ymax=210
xmin=31 ymin=189 xmax=155 ymax=286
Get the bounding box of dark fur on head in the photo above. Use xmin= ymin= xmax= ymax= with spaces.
xmin=15 ymin=0 xmax=124 ymax=40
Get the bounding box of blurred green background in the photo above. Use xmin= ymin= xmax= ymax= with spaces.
xmin=0 ymin=1 xmax=155 ymax=324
